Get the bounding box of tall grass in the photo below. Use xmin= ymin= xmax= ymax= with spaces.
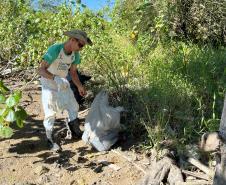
xmin=84 ymin=34 xmax=226 ymax=149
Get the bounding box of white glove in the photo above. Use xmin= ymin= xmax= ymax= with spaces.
xmin=54 ymin=76 xmax=69 ymax=91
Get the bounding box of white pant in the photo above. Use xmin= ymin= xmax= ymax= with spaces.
xmin=40 ymin=77 xmax=79 ymax=132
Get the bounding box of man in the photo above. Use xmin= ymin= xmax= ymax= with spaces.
xmin=38 ymin=29 xmax=92 ymax=151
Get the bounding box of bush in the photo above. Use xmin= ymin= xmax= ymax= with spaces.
xmin=0 ymin=81 xmax=27 ymax=138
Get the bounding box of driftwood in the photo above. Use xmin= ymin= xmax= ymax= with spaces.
xmin=137 ymin=156 xmax=184 ymax=185
xmin=168 ymin=164 xmax=184 ymax=185
xmin=182 ymin=170 xmax=210 ymax=181
xmin=187 ymin=157 xmax=214 ymax=177
xmin=175 ymin=180 xmax=212 ymax=185
xmin=213 ymin=95 xmax=226 ymax=185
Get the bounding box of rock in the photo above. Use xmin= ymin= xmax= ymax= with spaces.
xmin=93 ymin=165 xmax=103 ymax=173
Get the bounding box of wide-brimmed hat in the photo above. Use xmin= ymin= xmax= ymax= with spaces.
xmin=63 ymin=29 xmax=93 ymax=45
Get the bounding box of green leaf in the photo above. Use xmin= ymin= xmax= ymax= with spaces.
xmin=16 ymin=119 xmax=24 ymax=128
xmin=0 ymin=94 xmax=5 ymax=103
xmin=0 ymin=116 xmax=4 ymax=124
xmin=34 ymin=18 xmax=40 ymax=23
xmin=0 ymin=81 xmax=10 ymax=94
xmin=0 ymin=126 xmax=13 ymax=138
xmin=5 ymin=95 xmax=17 ymax=107
xmin=81 ymin=4 xmax=86 ymax=8
xmin=13 ymin=91 xmax=22 ymax=101
xmin=5 ymin=109 xmax=16 ymax=122
xmin=0 ymin=108 xmax=8 ymax=117
xmin=5 ymin=91 xmax=21 ymax=107
xmin=15 ymin=106 xmax=28 ymax=120
xmin=224 ymin=68 xmax=226 ymax=75
xmin=0 ymin=109 xmax=4 ymax=116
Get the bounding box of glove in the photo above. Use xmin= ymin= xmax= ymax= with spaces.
xmin=54 ymin=76 xmax=69 ymax=91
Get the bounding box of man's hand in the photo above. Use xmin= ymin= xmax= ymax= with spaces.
xmin=54 ymin=76 xmax=69 ymax=91
xmin=78 ymin=85 xmax=87 ymax=97
xmin=69 ymin=64 xmax=87 ymax=96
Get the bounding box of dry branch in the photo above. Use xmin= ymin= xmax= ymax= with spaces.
xmin=78 ymin=108 xmax=90 ymax=119
xmin=137 ymin=156 xmax=184 ymax=185
xmin=182 ymin=170 xmax=210 ymax=181
xmin=187 ymin=157 xmax=214 ymax=177
xmin=175 ymin=180 xmax=212 ymax=185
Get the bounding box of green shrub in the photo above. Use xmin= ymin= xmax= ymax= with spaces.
xmin=0 ymin=81 xmax=27 ymax=138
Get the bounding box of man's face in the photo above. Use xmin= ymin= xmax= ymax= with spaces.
xmin=71 ymin=38 xmax=85 ymax=51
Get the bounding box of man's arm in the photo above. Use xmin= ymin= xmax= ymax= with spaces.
xmin=69 ymin=64 xmax=87 ymax=96
xmin=38 ymin=61 xmax=55 ymax=80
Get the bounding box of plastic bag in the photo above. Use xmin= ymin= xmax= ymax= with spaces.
xmin=82 ymin=90 xmax=124 ymax=151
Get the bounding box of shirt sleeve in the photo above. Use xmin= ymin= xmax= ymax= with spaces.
xmin=72 ymin=52 xmax=81 ymax=65
xmin=42 ymin=44 xmax=61 ymax=64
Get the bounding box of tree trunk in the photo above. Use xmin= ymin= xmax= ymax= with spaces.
xmin=213 ymin=95 xmax=226 ymax=185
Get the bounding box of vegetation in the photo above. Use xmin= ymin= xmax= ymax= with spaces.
xmin=0 ymin=0 xmax=225 ymax=151
xmin=0 ymin=81 xmax=27 ymax=138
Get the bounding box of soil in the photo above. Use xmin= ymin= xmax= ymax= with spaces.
xmin=0 ymin=78 xmax=147 ymax=185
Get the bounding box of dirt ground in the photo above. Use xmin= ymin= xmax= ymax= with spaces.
xmin=0 ymin=78 xmax=147 ymax=185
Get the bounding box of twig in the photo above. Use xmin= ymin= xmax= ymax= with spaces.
xmin=78 ymin=108 xmax=90 ymax=119
xmin=111 ymin=149 xmax=146 ymax=174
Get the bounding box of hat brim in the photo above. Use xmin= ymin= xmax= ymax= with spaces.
xmin=63 ymin=31 xmax=93 ymax=46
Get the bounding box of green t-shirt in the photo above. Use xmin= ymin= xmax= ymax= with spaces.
xmin=43 ymin=43 xmax=81 ymax=65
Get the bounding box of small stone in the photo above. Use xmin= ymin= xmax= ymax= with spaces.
xmin=93 ymin=165 xmax=103 ymax=173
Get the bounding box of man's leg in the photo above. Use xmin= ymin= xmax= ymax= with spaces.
xmin=66 ymin=89 xmax=82 ymax=138
xmin=43 ymin=116 xmax=61 ymax=151
xmin=42 ymin=88 xmax=60 ymax=151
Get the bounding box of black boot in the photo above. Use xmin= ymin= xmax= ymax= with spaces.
xmin=68 ymin=118 xmax=83 ymax=138
xmin=46 ymin=130 xmax=61 ymax=151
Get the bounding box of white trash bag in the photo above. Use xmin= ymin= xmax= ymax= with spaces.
xmin=82 ymin=90 xmax=124 ymax=151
